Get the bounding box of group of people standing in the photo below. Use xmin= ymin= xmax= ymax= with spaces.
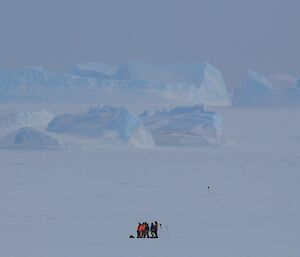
xmin=136 ymin=221 xmax=160 ymax=238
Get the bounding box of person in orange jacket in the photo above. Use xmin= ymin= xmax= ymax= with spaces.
xmin=137 ymin=223 xmax=142 ymax=238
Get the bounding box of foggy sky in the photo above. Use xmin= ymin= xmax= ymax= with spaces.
xmin=0 ymin=0 xmax=299 ymax=86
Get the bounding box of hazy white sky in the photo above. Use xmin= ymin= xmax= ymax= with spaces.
xmin=0 ymin=0 xmax=299 ymax=86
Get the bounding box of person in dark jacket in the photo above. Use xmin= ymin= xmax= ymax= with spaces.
xmin=145 ymin=222 xmax=150 ymax=238
xmin=154 ymin=221 xmax=159 ymax=238
xmin=150 ymin=222 xmax=156 ymax=238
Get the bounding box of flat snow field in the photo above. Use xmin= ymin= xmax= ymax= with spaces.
xmin=0 ymin=105 xmax=300 ymax=257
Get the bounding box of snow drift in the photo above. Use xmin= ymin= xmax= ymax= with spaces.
xmin=0 ymin=110 xmax=54 ymax=128
xmin=0 ymin=62 xmax=230 ymax=106
xmin=47 ymin=106 xmax=155 ymax=147
xmin=233 ymin=71 xmax=300 ymax=107
xmin=0 ymin=127 xmax=62 ymax=150
xmin=140 ymin=104 xmax=230 ymax=147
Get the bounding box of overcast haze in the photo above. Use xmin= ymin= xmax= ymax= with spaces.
xmin=0 ymin=0 xmax=299 ymax=86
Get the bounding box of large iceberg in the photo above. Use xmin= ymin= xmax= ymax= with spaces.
xmin=139 ymin=104 xmax=230 ymax=147
xmin=233 ymin=71 xmax=300 ymax=107
xmin=47 ymin=106 xmax=155 ymax=147
xmin=0 ymin=127 xmax=62 ymax=150
xmin=0 ymin=62 xmax=230 ymax=106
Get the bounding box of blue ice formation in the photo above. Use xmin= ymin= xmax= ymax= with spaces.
xmin=139 ymin=104 xmax=228 ymax=147
xmin=47 ymin=106 xmax=155 ymax=147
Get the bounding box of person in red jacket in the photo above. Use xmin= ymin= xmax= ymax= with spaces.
xmin=137 ymin=223 xmax=142 ymax=238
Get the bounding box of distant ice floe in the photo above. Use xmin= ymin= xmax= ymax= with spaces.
xmin=140 ymin=104 xmax=233 ymax=147
xmin=233 ymin=70 xmax=300 ymax=107
xmin=0 ymin=110 xmax=54 ymax=128
xmin=47 ymin=106 xmax=155 ymax=148
xmin=0 ymin=127 xmax=62 ymax=150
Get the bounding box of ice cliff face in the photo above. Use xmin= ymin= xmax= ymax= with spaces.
xmin=0 ymin=127 xmax=62 ymax=150
xmin=0 ymin=62 xmax=230 ymax=106
xmin=139 ymin=104 xmax=229 ymax=147
xmin=47 ymin=106 xmax=155 ymax=147
xmin=233 ymin=71 xmax=300 ymax=107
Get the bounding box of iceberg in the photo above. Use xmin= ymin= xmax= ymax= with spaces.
xmin=233 ymin=70 xmax=275 ymax=106
xmin=233 ymin=71 xmax=300 ymax=107
xmin=47 ymin=106 xmax=155 ymax=147
xmin=0 ymin=127 xmax=62 ymax=150
xmin=139 ymin=104 xmax=230 ymax=147
xmin=0 ymin=62 xmax=230 ymax=106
